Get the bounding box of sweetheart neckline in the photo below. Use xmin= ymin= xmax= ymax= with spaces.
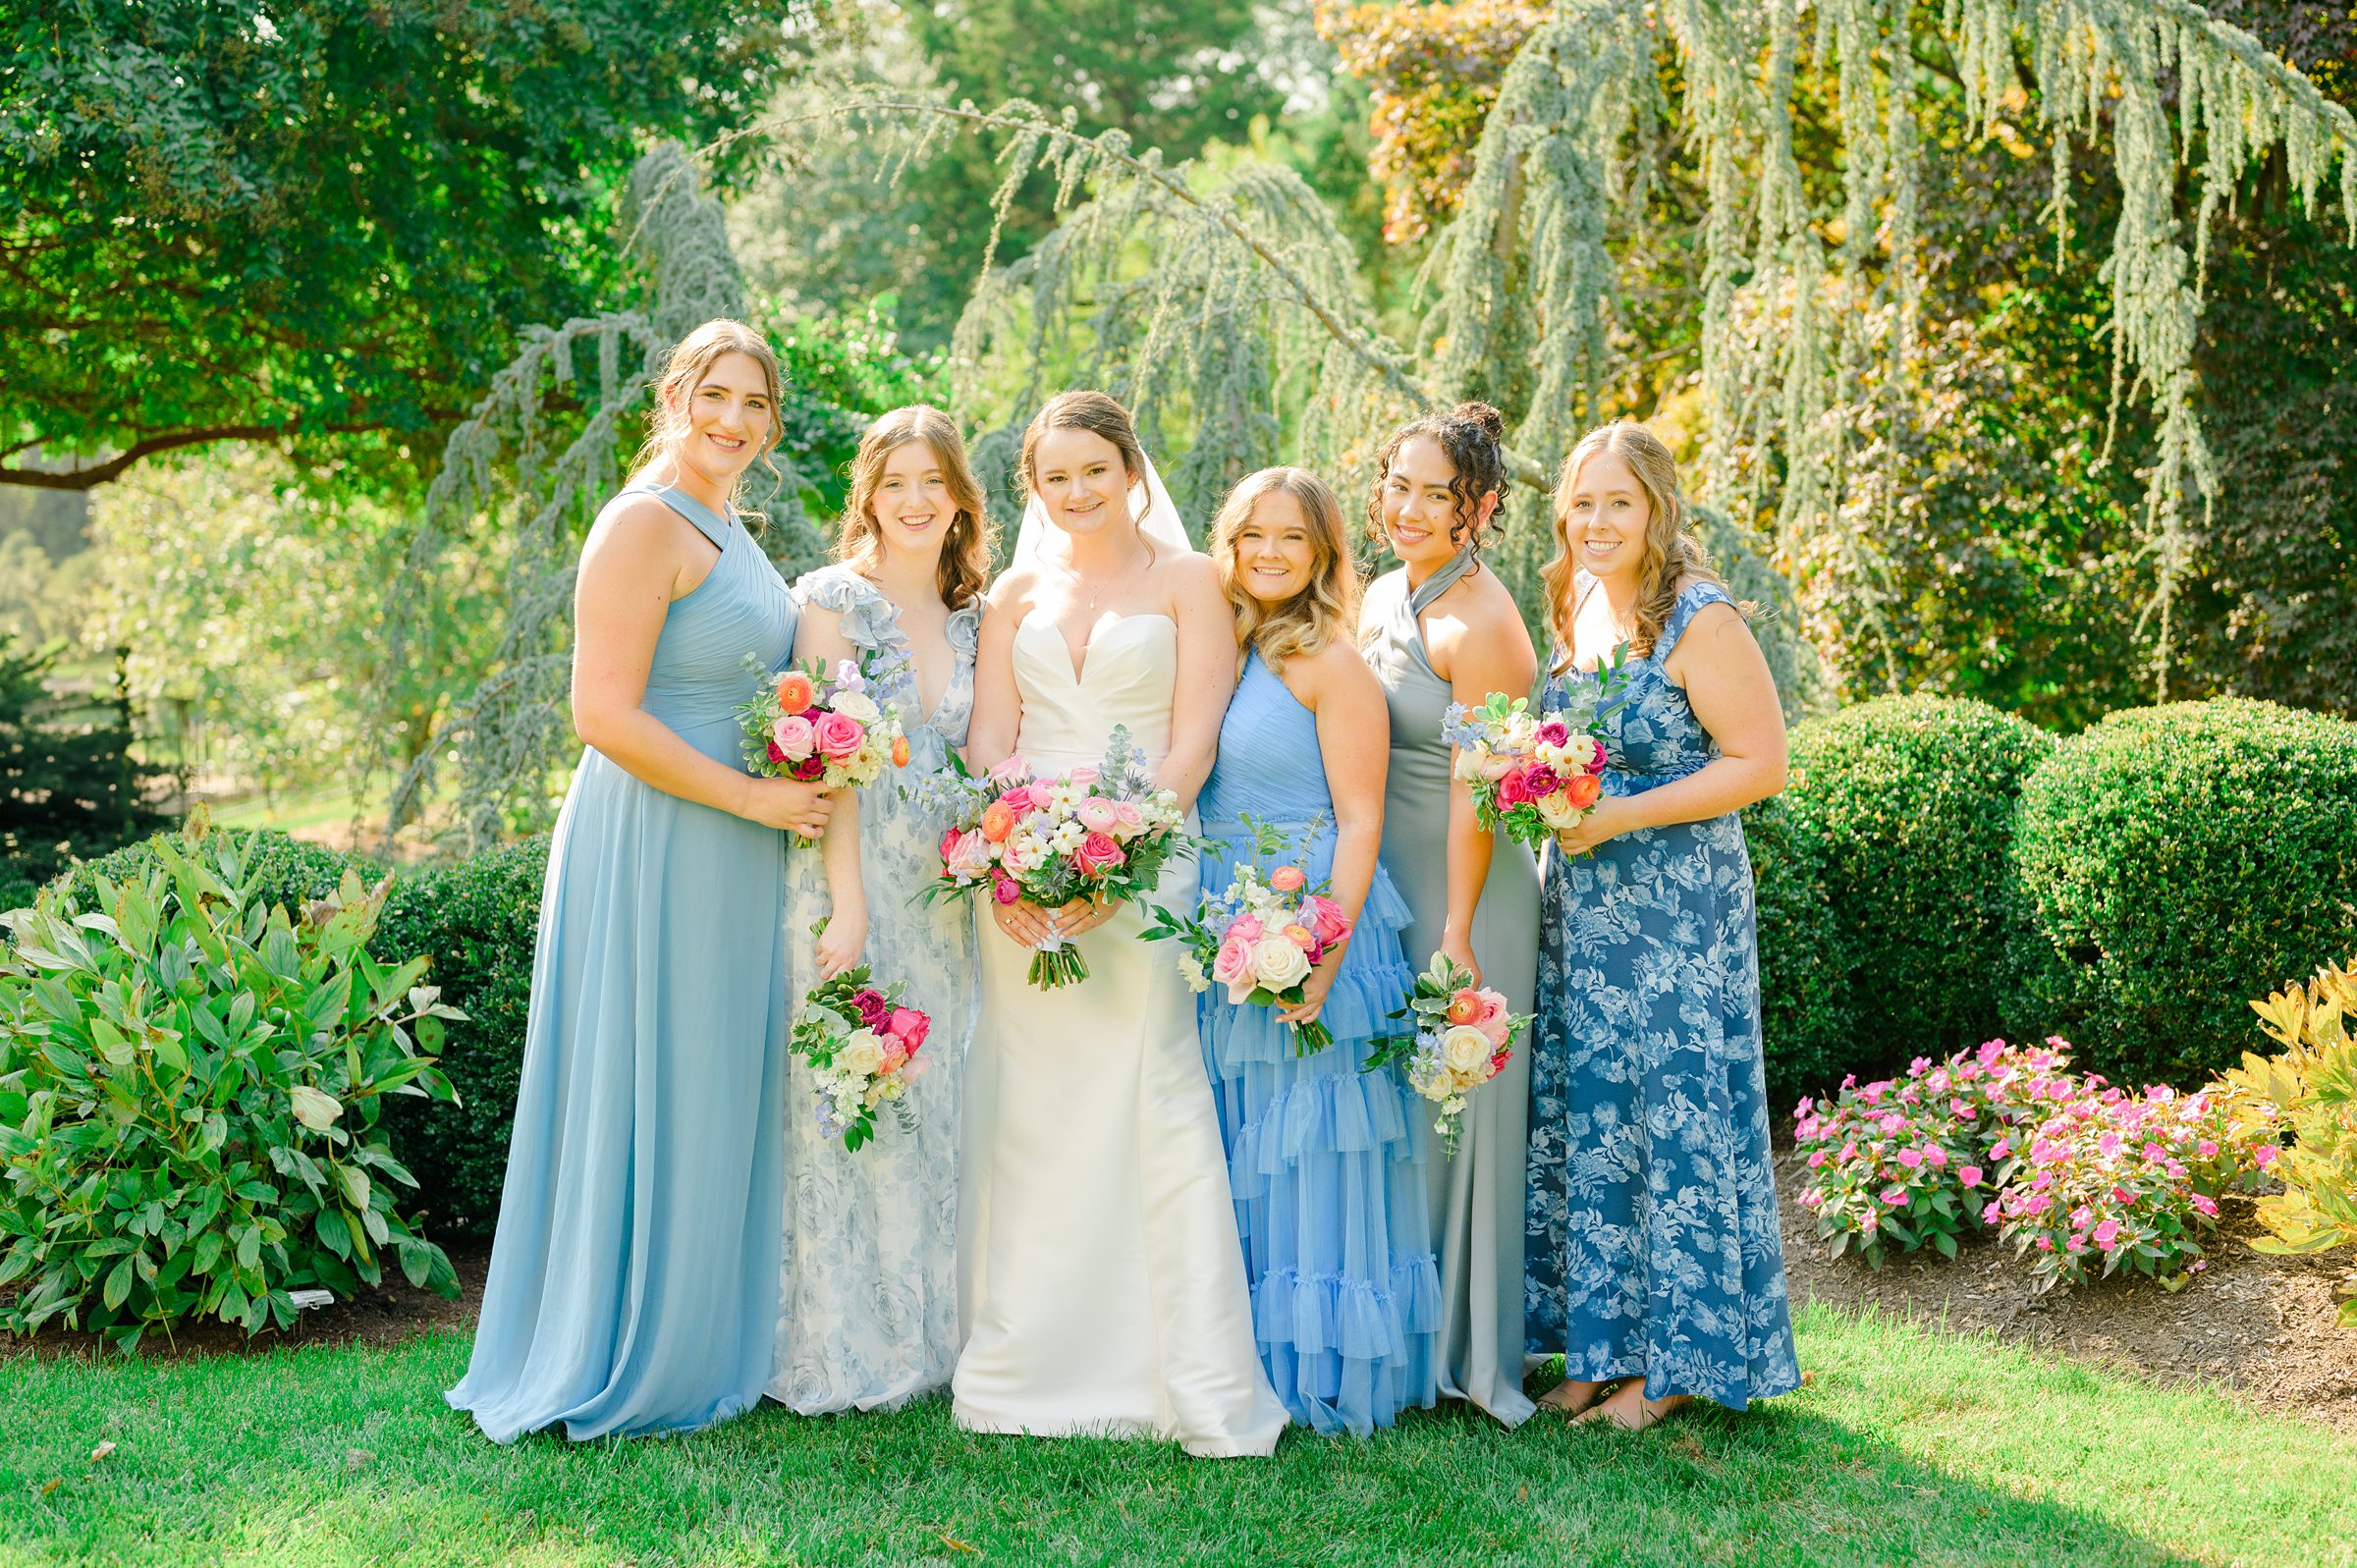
xmin=1015 ymin=611 xmax=1177 ymax=685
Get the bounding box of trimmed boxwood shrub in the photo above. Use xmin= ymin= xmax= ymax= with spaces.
xmin=2004 ymin=698 xmax=2357 ymax=1086
xmin=1742 ymin=793 xmax=1851 ymax=1106
xmin=0 ymin=862 xmax=36 ymax=913
xmin=1784 ymin=695 xmax=2056 ymax=1074
xmin=373 ymin=836 xmax=547 ymax=1238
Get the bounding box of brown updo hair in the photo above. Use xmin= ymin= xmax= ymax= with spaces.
xmin=627 ymin=318 xmax=785 ymax=524
xmin=840 ymin=406 xmax=997 ymax=612
xmin=1209 ymin=466 xmax=1360 ymax=675
xmin=1541 ymin=420 xmax=1734 ymax=673
xmin=1017 ymin=390 xmax=1156 ymax=551
xmin=1366 ymin=402 xmax=1511 ymax=555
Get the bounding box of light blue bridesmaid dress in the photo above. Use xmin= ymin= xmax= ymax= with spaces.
xmin=1197 ymin=652 xmax=1440 ymax=1435
xmin=447 ymin=482 xmax=799 ymax=1442
xmin=1522 ymin=580 xmax=1799 ymax=1408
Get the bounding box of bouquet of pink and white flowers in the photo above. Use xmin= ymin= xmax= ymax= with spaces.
xmin=1142 ymin=820 xmax=1355 ymax=1054
xmin=1443 ymin=670 xmax=1617 ymax=848
xmin=1360 ymin=952 xmax=1530 ymax=1152
xmin=791 ymin=961 xmax=931 ymax=1152
xmin=737 ymin=653 xmax=910 ymax=814
xmin=927 ymin=727 xmax=1192 ymax=989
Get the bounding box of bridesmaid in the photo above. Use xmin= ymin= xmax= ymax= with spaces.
xmin=767 ymin=406 xmax=990 ymax=1414
xmin=1197 ymin=467 xmax=1439 ymax=1436
xmin=448 ymin=320 xmax=836 ymax=1442
xmin=1523 ymin=421 xmax=1798 ymax=1430
xmin=1358 ymin=404 xmax=1541 ymax=1428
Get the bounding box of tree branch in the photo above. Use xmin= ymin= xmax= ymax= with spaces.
xmin=0 ymin=422 xmax=387 ymax=490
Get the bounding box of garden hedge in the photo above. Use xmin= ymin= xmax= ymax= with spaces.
xmin=2004 ymin=698 xmax=2357 ymax=1086
xmin=1741 ymin=792 xmax=1851 ymax=1107
xmin=1781 ymin=695 xmax=2056 ymax=1076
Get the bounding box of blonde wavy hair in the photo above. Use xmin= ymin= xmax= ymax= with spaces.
xmin=839 ymin=406 xmax=997 ymax=612
xmin=1541 ymin=421 xmax=1733 ymax=673
xmin=627 ymin=318 xmax=785 ymax=526
xmin=1210 ymin=466 xmax=1360 ymax=675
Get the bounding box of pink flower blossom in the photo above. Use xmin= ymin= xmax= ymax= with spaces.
xmin=1958 ymin=1165 xmax=1983 ymax=1188
xmin=2092 ymin=1218 xmax=2121 ymax=1252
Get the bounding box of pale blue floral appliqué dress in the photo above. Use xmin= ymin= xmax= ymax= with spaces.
xmin=1198 ymin=652 xmax=1440 ymax=1436
xmin=1522 ymin=581 xmax=1799 ymax=1408
xmin=448 ymin=482 xmax=799 ymax=1442
xmin=768 ymin=565 xmax=980 ymax=1414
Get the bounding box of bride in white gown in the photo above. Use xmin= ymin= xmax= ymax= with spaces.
xmin=955 ymin=391 xmax=1288 ymax=1457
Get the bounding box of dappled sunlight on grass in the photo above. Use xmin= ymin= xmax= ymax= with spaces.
xmin=6 ymin=1305 xmax=2351 ymax=1565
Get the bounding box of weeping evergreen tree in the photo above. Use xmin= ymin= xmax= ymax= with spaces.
xmin=382 ymin=0 xmax=2353 ymax=846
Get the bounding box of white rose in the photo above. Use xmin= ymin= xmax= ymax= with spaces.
xmin=833 ymin=690 xmax=881 ymax=725
xmin=1536 ymin=788 xmax=1585 ymax=829
xmin=1250 ymin=934 xmax=1312 ymax=992
xmin=1440 ymin=1023 xmax=1493 ymax=1076
xmin=837 ymin=1030 xmax=887 ymax=1080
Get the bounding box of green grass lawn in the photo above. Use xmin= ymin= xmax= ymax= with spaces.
xmin=5 ymin=1303 xmax=2352 ymax=1567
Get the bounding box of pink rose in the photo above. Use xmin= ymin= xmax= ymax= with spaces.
xmin=1065 ymin=764 xmax=1101 ymax=787
xmin=887 ymin=1007 xmax=930 ymax=1054
xmin=1478 ymin=752 xmax=1516 ymax=782
xmin=1111 ymin=800 xmax=1146 ymax=835
xmin=1073 ymin=831 xmax=1125 ymax=875
xmin=1589 ymin=736 xmax=1608 ymax=772
xmin=943 ymin=828 xmax=994 ymax=880
xmin=1471 ymin=990 xmax=1511 ymax=1046
xmin=773 ymin=714 xmax=817 ymax=760
xmin=1496 ymin=767 xmax=1532 ymax=807
xmin=1534 ymin=720 xmax=1570 ymax=748
xmin=990 ymin=871 xmax=1022 ymax=906
xmin=1521 ymin=764 xmax=1563 ymax=798
xmin=1230 ymin=913 xmax=1265 ymax=944
xmin=879 ymin=1036 xmax=909 ymax=1072
xmin=813 ymin=711 xmax=865 ymax=760
xmin=1212 ymin=931 xmax=1255 ymax=993
xmin=1303 ymin=893 xmax=1350 ymax=946
xmin=1268 ymin=865 xmax=1307 ymax=894
xmin=1076 ymin=797 xmax=1121 ymax=833
xmin=987 ymin=754 xmax=1030 ymax=783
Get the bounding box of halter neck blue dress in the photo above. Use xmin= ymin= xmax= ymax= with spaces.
xmin=448 ymin=482 xmax=799 ymax=1442
xmin=1197 ymin=650 xmax=1439 ymax=1435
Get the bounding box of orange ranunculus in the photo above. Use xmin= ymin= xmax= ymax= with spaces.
xmin=891 ymin=733 xmax=911 ymax=768
xmin=1446 ymin=989 xmax=1484 ymax=1025
xmin=774 ymin=670 xmax=817 ymax=712
xmin=1563 ymin=772 xmax=1603 ymax=808
xmin=980 ymin=800 xmax=1017 ymax=843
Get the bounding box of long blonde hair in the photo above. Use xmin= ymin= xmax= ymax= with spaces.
xmin=1210 ymin=466 xmax=1359 ymax=674
xmin=1542 ymin=421 xmax=1731 ymax=673
xmin=627 ymin=318 xmax=785 ymax=525
xmin=839 ymin=406 xmax=997 ymax=612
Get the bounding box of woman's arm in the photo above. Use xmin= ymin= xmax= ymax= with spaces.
xmin=795 ymin=602 xmax=868 ymax=976
xmin=1152 ymin=555 xmax=1238 ymax=810
xmin=1277 ymin=643 xmax=1390 ymax=1030
xmin=1554 ymin=602 xmax=1786 ymax=853
xmin=1430 ymin=582 xmax=1538 ymax=985
xmin=571 ymin=501 xmax=834 ymax=838
xmin=965 ymin=578 xmax=1028 ymax=774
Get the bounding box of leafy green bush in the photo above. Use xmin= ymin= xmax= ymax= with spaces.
xmin=1743 ymin=793 xmax=1851 ymax=1104
xmin=1 ymin=634 xmax=173 ymax=885
xmin=0 ymin=822 xmax=462 ymax=1348
xmin=373 ymin=836 xmax=548 ymax=1236
xmin=0 ymin=862 xmax=36 ymax=913
xmin=2006 ymin=699 xmax=2357 ymax=1085
xmin=1784 ymin=696 xmax=2055 ymax=1073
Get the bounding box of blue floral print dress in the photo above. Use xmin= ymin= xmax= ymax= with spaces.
xmin=1522 ymin=581 xmax=1799 ymax=1408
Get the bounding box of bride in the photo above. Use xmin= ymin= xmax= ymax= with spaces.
xmin=955 ymin=391 xmax=1288 ymax=1457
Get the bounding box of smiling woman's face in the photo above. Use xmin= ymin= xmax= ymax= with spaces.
xmin=869 ymin=438 xmax=955 ymax=563
xmin=1562 ymin=449 xmax=1651 ymax=585
xmin=1379 ymin=435 xmax=1473 ymax=569
xmin=1229 ymin=487 xmax=1318 ymax=606
xmin=671 ymin=351 xmax=773 ymax=485
xmin=1029 ymin=426 xmax=1132 ymax=537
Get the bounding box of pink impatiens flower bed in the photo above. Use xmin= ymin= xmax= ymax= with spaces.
xmin=1793 ymin=1039 xmax=2279 ymax=1291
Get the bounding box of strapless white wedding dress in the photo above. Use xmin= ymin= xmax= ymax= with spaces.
xmin=954 ymin=613 xmax=1288 ymax=1457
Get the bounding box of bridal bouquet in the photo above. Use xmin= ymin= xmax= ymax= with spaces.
xmin=737 ymin=652 xmax=911 ymax=805
xmin=1142 ymin=819 xmax=1354 ymax=1054
xmin=928 ymin=727 xmax=1190 ymax=989
xmin=1361 ymin=952 xmax=1531 ymax=1153
xmin=1442 ymin=660 xmax=1620 ymax=848
xmin=791 ymin=959 xmax=931 ymax=1152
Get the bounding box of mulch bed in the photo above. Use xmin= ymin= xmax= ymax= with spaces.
xmin=1775 ymin=1150 xmax=2357 ymax=1434
xmin=9 ymin=1172 xmax=2354 ymax=1436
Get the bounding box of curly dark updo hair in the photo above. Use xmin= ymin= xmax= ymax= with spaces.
xmin=1366 ymin=402 xmax=1511 ymax=554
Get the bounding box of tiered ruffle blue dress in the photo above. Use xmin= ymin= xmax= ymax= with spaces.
xmin=1197 ymin=651 xmax=1440 ymax=1435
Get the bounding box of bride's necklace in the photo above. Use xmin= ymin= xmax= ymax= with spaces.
xmin=1063 ymin=532 xmax=1146 ymax=616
